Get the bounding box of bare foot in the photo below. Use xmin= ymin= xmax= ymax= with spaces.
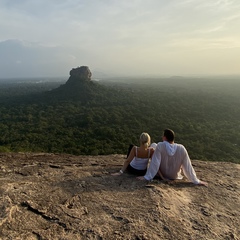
xmin=136 ymin=176 xmax=146 ymax=181
xmin=111 ymin=172 xmax=122 ymax=176
xmin=198 ymin=180 xmax=208 ymax=187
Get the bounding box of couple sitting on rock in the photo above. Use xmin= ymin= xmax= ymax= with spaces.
xmin=112 ymin=129 xmax=208 ymax=187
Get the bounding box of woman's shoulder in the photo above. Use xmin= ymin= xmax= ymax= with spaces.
xmin=131 ymin=145 xmax=138 ymax=153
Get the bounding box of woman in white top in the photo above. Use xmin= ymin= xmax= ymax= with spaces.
xmin=112 ymin=132 xmax=155 ymax=176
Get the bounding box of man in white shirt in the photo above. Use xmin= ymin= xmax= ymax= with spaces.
xmin=137 ymin=129 xmax=208 ymax=186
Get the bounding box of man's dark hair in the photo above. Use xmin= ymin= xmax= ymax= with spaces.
xmin=163 ymin=129 xmax=175 ymax=142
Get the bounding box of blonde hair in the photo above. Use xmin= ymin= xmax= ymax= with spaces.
xmin=139 ymin=132 xmax=151 ymax=147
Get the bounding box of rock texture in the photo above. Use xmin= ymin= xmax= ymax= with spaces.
xmin=49 ymin=66 xmax=99 ymax=102
xmin=0 ymin=153 xmax=239 ymax=240
xmin=68 ymin=66 xmax=92 ymax=81
xmin=64 ymin=66 xmax=93 ymax=90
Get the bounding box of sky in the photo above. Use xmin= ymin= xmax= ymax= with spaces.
xmin=0 ymin=0 xmax=240 ymax=78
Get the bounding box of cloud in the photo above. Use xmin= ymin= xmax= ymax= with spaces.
xmin=0 ymin=39 xmax=88 ymax=78
xmin=0 ymin=0 xmax=240 ymax=77
xmin=167 ymin=37 xmax=240 ymax=51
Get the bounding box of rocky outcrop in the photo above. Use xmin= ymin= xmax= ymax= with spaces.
xmin=0 ymin=153 xmax=239 ymax=239
xmin=65 ymin=66 xmax=92 ymax=87
xmin=49 ymin=66 xmax=100 ymax=102
xmin=69 ymin=66 xmax=92 ymax=81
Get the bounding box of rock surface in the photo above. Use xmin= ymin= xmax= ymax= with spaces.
xmin=69 ymin=66 xmax=92 ymax=81
xmin=49 ymin=66 xmax=98 ymax=102
xmin=0 ymin=153 xmax=239 ymax=240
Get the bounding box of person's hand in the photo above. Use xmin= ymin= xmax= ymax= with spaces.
xmin=136 ymin=176 xmax=146 ymax=181
xmin=111 ymin=172 xmax=122 ymax=176
xmin=198 ymin=180 xmax=208 ymax=187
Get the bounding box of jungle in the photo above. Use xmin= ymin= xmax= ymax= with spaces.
xmin=0 ymin=76 xmax=239 ymax=163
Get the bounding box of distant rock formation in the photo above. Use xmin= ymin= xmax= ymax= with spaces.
xmin=48 ymin=66 xmax=101 ymax=102
xmin=69 ymin=66 xmax=92 ymax=81
xmin=66 ymin=66 xmax=92 ymax=86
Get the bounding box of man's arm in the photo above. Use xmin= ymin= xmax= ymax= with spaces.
xmin=181 ymin=146 xmax=207 ymax=186
xmin=142 ymin=143 xmax=162 ymax=180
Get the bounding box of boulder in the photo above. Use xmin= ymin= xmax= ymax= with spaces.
xmin=69 ymin=66 xmax=92 ymax=81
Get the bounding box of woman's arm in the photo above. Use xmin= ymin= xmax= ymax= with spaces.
xmin=111 ymin=146 xmax=136 ymax=176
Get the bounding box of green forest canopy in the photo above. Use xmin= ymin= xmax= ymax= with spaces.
xmin=0 ymin=76 xmax=239 ymax=163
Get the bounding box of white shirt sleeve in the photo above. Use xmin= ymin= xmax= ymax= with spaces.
xmin=144 ymin=143 xmax=161 ymax=180
xmin=181 ymin=147 xmax=200 ymax=184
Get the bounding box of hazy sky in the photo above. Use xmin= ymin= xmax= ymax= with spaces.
xmin=0 ymin=0 xmax=240 ymax=78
